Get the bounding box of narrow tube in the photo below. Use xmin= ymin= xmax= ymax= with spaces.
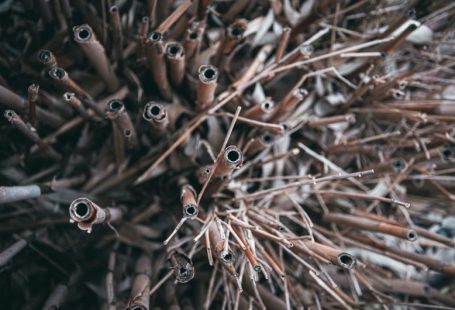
xmin=49 ymin=67 xmax=88 ymax=98
xmin=242 ymin=98 xmax=275 ymax=121
xmin=69 ymin=197 xmax=122 ymax=233
xmin=0 ymin=185 xmax=43 ymax=204
xmin=109 ymin=6 xmax=124 ymax=63
xmin=323 ymin=213 xmax=418 ymax=241
xmin=271 ymin=88 xmax=308 ymax=122
xmin=196 ymin=65 xmax=218 ymax=111
xmin=38 ymin=49 xmax=58 ymax=69
xmin=74 ymin=24 xmax=120 ymax=92
xmin=212 ymin=145 xmax=243 ymax=178
xmin=180 ymin=184 xmax=198 ymax=218
xmin=63 ymin=92 xmax=90 ymax=119
xmin=0 ymin=84 xmax=63 ymax=128
xmin=165 ymin=42 xmax=186 ymax=87
xmin=145 ymin=32 xmax=172 ymax=101
xmin=106 ymin=99 xmax=138 ymax=149
xmin=0 ymin=239 xmax=27 ymax=267
xmin=143 ymin=102 xmax=169 ymax=130
xmin=27 ymin=84 xmax=39 ymax=127
xmin=128 ymin=255 xmax=151 ymax=310
xmin=169 ymin=252 xmax=195 ymax=283
xmin=213 ymin=19 xmax=248 ymax=66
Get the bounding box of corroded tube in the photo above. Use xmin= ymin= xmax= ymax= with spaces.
xmin=143 ymin=102 xmax=168 ymax=130
xmin=165 ymin=42 xmax=185 ymax=87
xmin=38 ymin=49 xmax=58 ymax=70
xmin=69 ymin=197 xmax=122 ymax=233
xmin=196 ymin=65 xmax=218 ymax=111
xmin=323 ymin=213 xmax=418 ymax=241
xmin=212 ymin=145 xmax=243 ymax=178
xmin=169 ymin=252 xmax=195 ymax=283
xmin=180 ymin=184 xmax=198 ymax=218
xmin=128 ymin=255 xmax=151 ymax=310
xmin=271 ymin=88 xmax=308 ymax=122
xmin=242 ymin=98 xmax=275 ymax=121
xmin=0 ymin=185 xmax=45 ymax=204
xmin=49 ymin=67 xmax=88 ymax=98
xmin=105 ymin=99 xmax=138 ymax=149
xmin=74 ymin=24 xmax=120 ymax=92
xmin=146 ymin=32 xmax=172 ymax=101
xmin=63 ymin=92 xmax=90 ymax=119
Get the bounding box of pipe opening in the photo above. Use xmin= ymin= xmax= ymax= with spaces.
xmin=261 ymin=133 xmax=273 ymax=145
xmin=176 ymin=264 xmax=194 ymax=283
xmin=108 ymin=100 xmax=123 ymax=112
xmin=179 ymin=266 xmax=189 ymax=277
xmin=441 ymin=146 xmax=453 ymax=160
xmin=64 ymin=93 xmax=73 ymax=101
xmin=185 ymin=204 xmax=198 ymax=217
xmin=301 ymin=45 xmax=314 ymax=55
xmin=226 ymin=149 xmax=241 ymax=164
xmin=221 ymin=250 xmax=234 ymax=263
xmin=150 ymin=32 xmax=161 ymax=41
xmin=38 ymin=50 xmax=51 ymax=62
xmin=407 ymin=23 xmax=418 ymax=31
xmin=130 ymin=306 xmax=146 ymax=310
xmin=391 ymin=159 xmax=405 ymax=172
xmin=144 ymin=103 xmax=165 ymax=121
xmin=407 ymin=230 xmax=418 ymax=241
xmin=4 ymin=110 xmax=14 ymax=119
xmin=150 ymin=105 xmax=161 ymax=116
xmin=124 ymin=129 xmax=132 ymax=137
xmin=77 ymin=27 xmax=92 ymax=41
xmin=110 ymin=6 xmax=118 ymax=13
xmin=337 ymin=253 xmax=356 ymax=269
xmin=203 ymin=68 xmax=216 ymax=80
xmin=189 ymin=32 xmax=198 ymax=40
xmin=230 ymin=26 xmax=244 ymax=38
xmin=412 ymin=177 xmax=424 ymax=188
xmin=73 ymin=201 xmax=90 ymax=220
xmin=167 ymin=43 xmax=181 ymax=56
xmin=262 ymin=100 xmax=273 ymax=110
xmin=51 ymin=68 xmax=65 ymax=79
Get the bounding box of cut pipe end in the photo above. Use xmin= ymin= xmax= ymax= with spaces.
xmin=188 ymin=31 xmax=199 ymax=40
xmin=69 ymin=198 xmax=94 ymax=222
xmin=441 ymin=146 xmax=454 ymax=161
xmin=143 ymin=102 xmax=166 ymax=121
xmin=228 ymin=19 xmax=248 ymax=39
xmin=391 ymin=158 xmax=405 ymax=172
xmin=407 ymin=229 xmax=418 ymax=241
xmin=166 ymin=42 xmax=184 ymax=58
xmin=149 ymin=31 xmax=162 ymax=42
xmin=74 ymin=24 xmax=93 ymax=42
xmin=38 ymin=49 xmax=53 ymax=63
xmin=337 ymin=253 xmax=356 ymax=269
xmin=261 ymin=132 xmax=274 ymax=145
xmin=198 ymin=65 xmax=218 ymax=83
xmin=107 ymin=99 xmax=124 ymax=112
xmin=175 ymin=264 xmax=195 ymax=283
xmin=261 ymin=99 xmax=274 ymax=112
xmin=224 ymin=146 xmax=242 ymax=166
xmin=220 ymin=250 xmax=235 ymax=264
xmin=63 ymin=92 xmax=74 ymax=101
xmin=49 ymin=67 xmax=66 ymax=80
xmin=4 ymin=110 xmax=15 ymax=121
xmin=184 ymin=203 xmax=199 ymax=218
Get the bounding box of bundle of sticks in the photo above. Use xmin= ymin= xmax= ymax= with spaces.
xmin=1 ymin=0 xmax=455 ymax=309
